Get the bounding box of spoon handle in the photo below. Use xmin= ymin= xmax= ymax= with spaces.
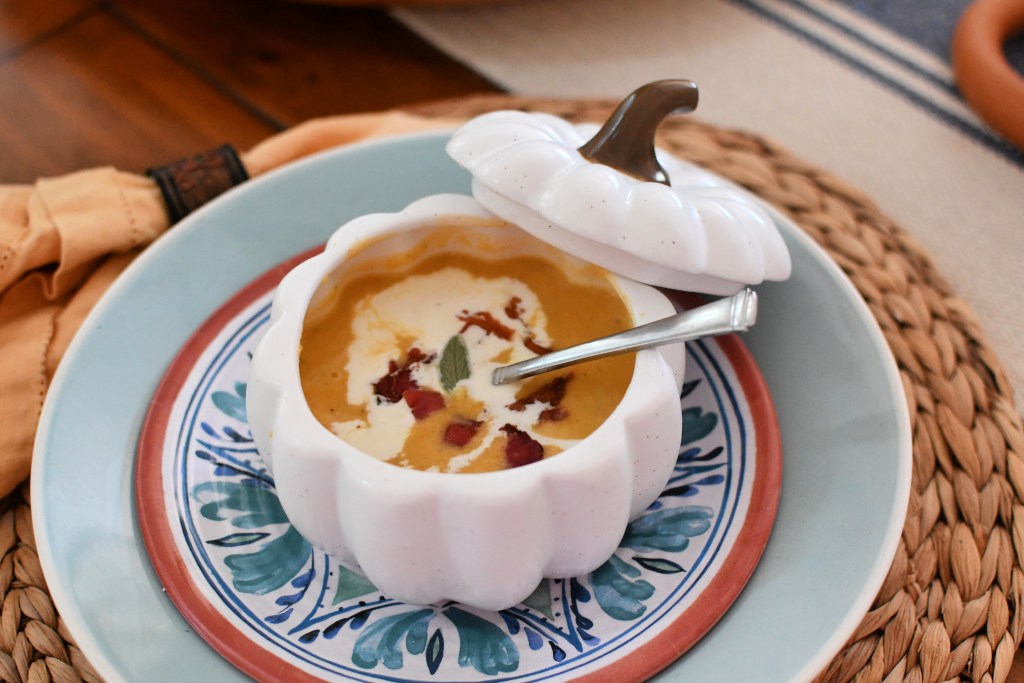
xmin=491 ymin=288 xmax=758 ymax=386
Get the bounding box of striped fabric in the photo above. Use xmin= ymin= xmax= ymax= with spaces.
xmin=736 ymin=0 xmax=1023 ymax=165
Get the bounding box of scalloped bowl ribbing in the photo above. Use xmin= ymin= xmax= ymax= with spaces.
xmin=246 ymin=194 xmax=687 ymax=610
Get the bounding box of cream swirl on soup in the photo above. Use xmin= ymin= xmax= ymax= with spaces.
xmin=299 ymin=222 xmax=634 ymax=473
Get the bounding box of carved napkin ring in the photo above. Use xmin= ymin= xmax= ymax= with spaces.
xmin=147 ymin=144 xmax=249 ymax=224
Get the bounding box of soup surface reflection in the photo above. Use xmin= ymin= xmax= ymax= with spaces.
xmin=299 ymin=221 xmax=634 ymax=473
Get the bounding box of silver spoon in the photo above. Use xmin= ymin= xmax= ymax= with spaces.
xmin=491 ymin=288 xmax=758 ymax=385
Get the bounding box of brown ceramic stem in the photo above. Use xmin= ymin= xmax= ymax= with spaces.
xmin=578 ymin=79 xmax=699 ymax=185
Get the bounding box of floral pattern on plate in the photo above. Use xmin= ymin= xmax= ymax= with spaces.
xmin=137 ymin=259 xmax=780 ymax=683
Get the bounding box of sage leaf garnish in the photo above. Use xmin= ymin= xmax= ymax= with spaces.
xmin=440 ymin=335 xmax=471 ymax=393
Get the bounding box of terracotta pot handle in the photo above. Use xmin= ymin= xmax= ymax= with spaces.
xmin=578 ymin=79 xmax=699 ymax=185
xmin=952 ymin=0 xmax=1024 ymax=150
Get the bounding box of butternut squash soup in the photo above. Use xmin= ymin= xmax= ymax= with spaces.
xmin=299 ymin=220 xmax=634 ymax=473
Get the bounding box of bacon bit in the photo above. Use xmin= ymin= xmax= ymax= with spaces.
xmin=507 ymin=373 xmax=574 ymax=421
xmin=457 ymin=310 xmax=514 ymax=340
xmin=403 ymin=389 xmax=445 ymax=420
xmin=539 ymin=407 xmax=568 ymax=422
xmin=373 ymin=366 xmax=417 ymax=403
xmin=500 ymin=424 xmax=544 ymax=468
xmin=408 ymin=348 xmax=430 ymax=363
xmin=444 ymin=418 xmax=482 ymax=447
xmin=504 ymin=297 xmax=524 ymax=320
xmin=372 ymin=348 xmax=432 ymax=403
xmin=524 ymin=336 xmax=553 ymax=356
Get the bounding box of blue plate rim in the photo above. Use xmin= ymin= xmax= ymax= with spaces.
xmin=30 ymin=129 xmax=912 ymax=683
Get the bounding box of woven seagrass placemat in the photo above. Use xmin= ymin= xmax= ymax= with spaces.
xmin=9 ymin=95 xmax=1024 ymax=683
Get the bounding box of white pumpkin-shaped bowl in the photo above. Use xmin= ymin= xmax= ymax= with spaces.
xmin=247 ymin=193 xmax=686 ymax=611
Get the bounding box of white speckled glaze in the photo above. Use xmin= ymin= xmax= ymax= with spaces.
xmin=447 ymin=112 xmax=792 ymax=295
xmin=247 ymin=193 xmax=685 ymax=611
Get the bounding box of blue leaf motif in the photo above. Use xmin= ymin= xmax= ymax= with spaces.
xmin=212 ymin=383 xmax=247 ymax=422
xmin=590 ymin=555 xmax=654 ymax=620
xmin=681 ymin=407 xmax=717 ymax=445
xmin=633 ymin=556 xmax=686 ymax=574
xmin=679 ymin=379 xmax=700 ymax=399
xmin=291 ymin=567 xmax=315 ymax=589
xmin=426 ymin=630 xmax=444 ymax=675
xmin=194 ymin=480 xmax=311 ymax=594
xmin=213 ymin=464 xmax=242 ymax=477
xmin=570 ymin=579 xmax=591 ymax=603
xmin=193 ymin=481 xmax=288 ymax=529
xmin=673 ymin=463 xmax=725 ymax=480
xmin=350 ymin=609 xmax=371 ymax=630
xmin=567 ymin=579 xmax=598 ymax=644
xmin=660 ymin=484 xmax=699 ymax=498
xmin=208 ymin=531 xmax=269 ymax=548
xmin=620 ymin=506 xmax=714 ymax=553
xmin=351 ymin=609 xmax=434 ymax=670
xmin=223 ymin=426 xmax=250 ymax=443
xmin=681 ymin=445 xmax=724 ymax=462
xmin=275 ymin=591 xmax=304 ymax=607
xmin=196 ymin=440 xmax=261 ymax=466
xmin=499 ymin=611 xmax=520 ymax=635
xmin=445 ymin=607 xmax=519 ymax=675
xmin=223 ymin=526 xmax=311 ymax=595
xmin=265 ymin=608 xmax=292 ymax=624
xmin=677 ymin=446 xmax=701 ymax=462
xmin=405 ymin=612 xmax=430 ymax=656
xmin=324 ymin=617 xmax=349 ymax=639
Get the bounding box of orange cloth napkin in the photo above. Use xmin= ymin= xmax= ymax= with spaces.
xmin=0 ymin=111 xmax=453 ymax=499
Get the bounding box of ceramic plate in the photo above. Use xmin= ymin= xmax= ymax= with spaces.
xmin=32 ymin=132 xmax=911 ymax=683
xmin=133 ymin=254 xmax=779 ymax=683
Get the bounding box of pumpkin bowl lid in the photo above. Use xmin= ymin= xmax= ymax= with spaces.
xmin=445 ymin=80 xmax=792 ymax=295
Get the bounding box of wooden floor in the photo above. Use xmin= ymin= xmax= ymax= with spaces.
xmin=0 ymin=0 xmax=499 ymax=183
xmin=5 ymin=2 xmax=1024 ymax=681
